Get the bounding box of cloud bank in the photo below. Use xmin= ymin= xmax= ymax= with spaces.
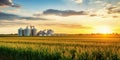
xmin=0 ymin=0 xmax=20 ymax=7
xmin=0 ymin=12 xmax=47 ymax=20
xmin=37 ymin=23 xmax=92 ymax=29
xmin=107 ymin=5 xmax=120 ymax=14
xmin=43 ymin=9 xmax=88 ymax=16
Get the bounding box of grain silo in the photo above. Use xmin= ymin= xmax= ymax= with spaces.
xmin=24 ymin=26 xmax=31 ymax=36
xmin=37 ymin=30 xmax=46 ymax=36
xmin=31 ymin=26 xmax=37 ymax=36
xmin=46 ymin=29 xmax=54 ymax=36
xmin=18 ymin=28 xmax=23 ymax=36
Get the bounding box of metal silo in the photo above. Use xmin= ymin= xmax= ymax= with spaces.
xmin=46 ymin=29 xmax=54 ymax=36
xmin=37 ymin=30 xmax=46 ymax=36
xmin=31 ymin=26 xmax=37 ymax=36
xmin=37 ymin=30 xmax=43 ymax=36
xmin=24 ymin=26 xmax=31 ymax=36
xmin=18 ymin=28 xmax=23 ymax=36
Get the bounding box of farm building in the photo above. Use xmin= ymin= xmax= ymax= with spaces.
xmin=18 ymin=26 xmax=54 ymax=36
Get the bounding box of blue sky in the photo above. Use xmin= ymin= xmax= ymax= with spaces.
xmin=14 ymin=0 xmax=68 ymax=11
xmin=1 ymin=0 xmax=118 ymax=13
xmin=12 ymin=0 xmax=95 ymax=11
xmin=0 ymin=0 xmax=120 ymax=34
xmin=12 ymin=0 xmax=120 ymax=11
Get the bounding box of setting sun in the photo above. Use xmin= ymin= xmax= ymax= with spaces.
xmin=94 ymin=26 xmax=112 ymax=34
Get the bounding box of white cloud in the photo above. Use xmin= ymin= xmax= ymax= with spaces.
xmin=118 ymin=2 xmax=120 ymax=5
xmin=73 ymin=0 xmax=83 ymax=4
xmin=94 ymin=0 xmax=103 ymax=4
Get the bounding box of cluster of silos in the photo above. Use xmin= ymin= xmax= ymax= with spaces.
xmin=37 ymin=29 xmax=54 ymax=36
xmin=18 ymin=26 xmax=37 ymax=36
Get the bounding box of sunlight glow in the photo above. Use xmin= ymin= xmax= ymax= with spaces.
xmin=94 ymin=26 xmax=112 ymax=34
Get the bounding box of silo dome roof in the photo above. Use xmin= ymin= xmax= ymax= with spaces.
xmin=19 ymin=28 xmax=23 ymax=30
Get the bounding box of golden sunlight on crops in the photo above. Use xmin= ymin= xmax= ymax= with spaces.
xmin=0 ymin=35 xmax=120 ymax=60
xmin=94 ymin=26 xmax=113 ymax=34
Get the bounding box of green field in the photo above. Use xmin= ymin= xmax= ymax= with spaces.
xmin=0 ymin=36 xmax=120 ymax=60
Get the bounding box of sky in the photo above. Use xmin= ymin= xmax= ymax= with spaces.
xmin=0 ymin=0 xmax=120 ymax=34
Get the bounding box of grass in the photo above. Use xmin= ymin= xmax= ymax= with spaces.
xmin=0 ymin=36 xmax=120 ymax=60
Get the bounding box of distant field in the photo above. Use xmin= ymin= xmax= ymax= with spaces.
xmin=0 ymin=36 xmax=120 ymax=60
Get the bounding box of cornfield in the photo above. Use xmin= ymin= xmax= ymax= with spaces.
xmin=0 ymin=36 xmax=120 ymax=60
